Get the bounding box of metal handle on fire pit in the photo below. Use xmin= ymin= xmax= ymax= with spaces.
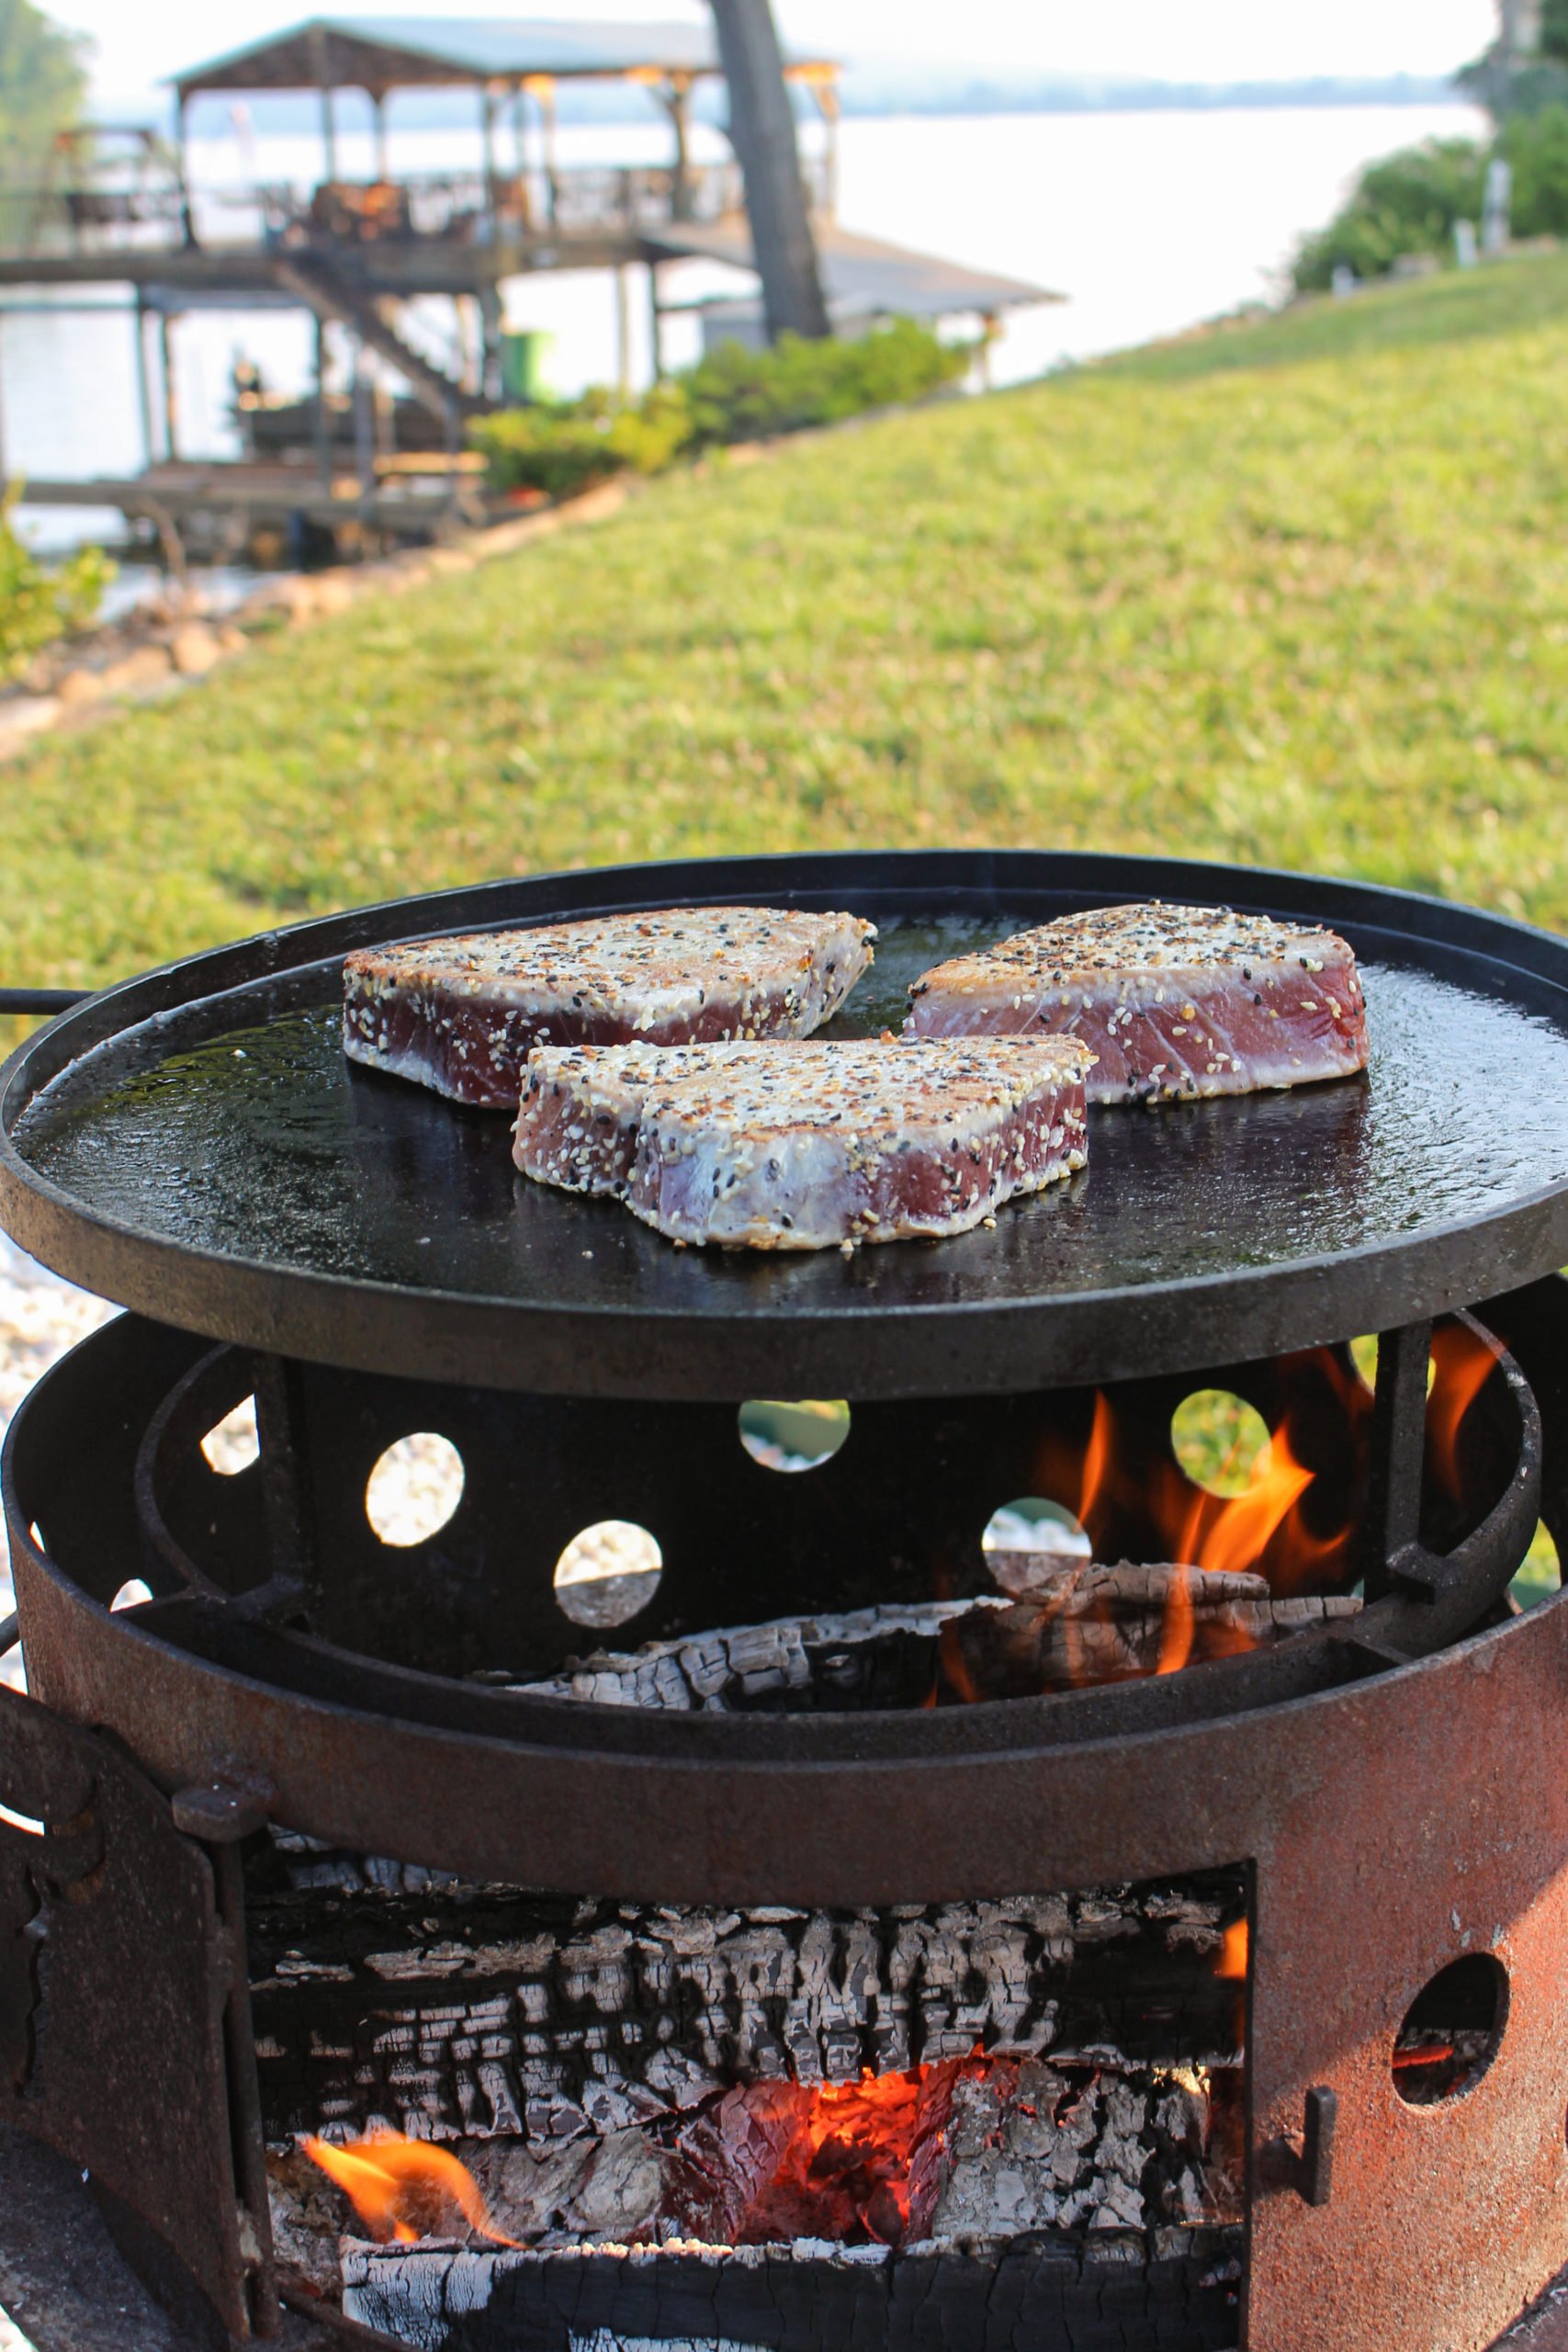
xmin=0 ymin=1613 xmax=17 ymax=1658
xmin=1259 ymin=2086 xmax=1337 ymax=2207
xmin=0 ymin=989 xmax=87 ymax=1017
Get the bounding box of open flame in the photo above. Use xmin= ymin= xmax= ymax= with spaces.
xmin=1214 ymin=1919 xmax=1248 ymax=1981
xmin=1023 ymin=1374 xmax=1348 ymax=1686
xmin=1427 ymin=1323 xmax=1500 ymax=1501
xmin=1015 ymin=1326 xmax=1502 ymax=1691
xmin=301 ymin=2130 xmax=517 ymax=2246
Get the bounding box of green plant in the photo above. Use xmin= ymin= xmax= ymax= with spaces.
xmin=682 ymin=317 xmax=969 ymax=446
xmin=0 ymin=497 xmax=109 ymax=676
xmin=1499 ymin=104 xmax=1568 ymax=235
xmin=1292 ymin=140 xmax=1488 ymax=291
xmin=471 ymin=319 xmax=965 ymax=495
xmin=0 ymin=0 xmax=88 ymax=181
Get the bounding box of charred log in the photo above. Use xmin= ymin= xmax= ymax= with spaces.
xmin=337 ymin=2223 xmax=1245 ymax=2350
xmin=508 ymin=1573 xmax=1361 ymax=1712
xmin=247 ymin=1842 xmax=1247 ymax=2150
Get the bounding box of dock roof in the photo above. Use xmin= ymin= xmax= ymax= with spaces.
xmin=647 ymin=221 xmax=1062 ymax=322
xmin=172 ymin=15 xmax=835 ymax=97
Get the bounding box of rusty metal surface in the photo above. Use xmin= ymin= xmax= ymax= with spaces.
xmin=10 ymin=1305 xmax=1540 ymax=1757
xmin=0 ymin=1680 xmax=265 ymax=2340
xmin=13 ymin=1555 xmax=1568 ymax=2349
xmin=1 ymin=1273 xmax=1565 ymax=2347
xmin=0 ymin=2123 xmax=385 ymax=2352
xmin=1 ymin=1290 xmax=1566 ymax=2344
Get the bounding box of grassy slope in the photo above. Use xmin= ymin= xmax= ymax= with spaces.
xmin=4 ymin=251 xmax=1568 ymax=991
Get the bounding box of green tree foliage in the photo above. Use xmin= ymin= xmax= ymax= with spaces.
xmin=1541 ymin=0 xmax=1568 ymax=64
xmin=1500 ymin=104 xmax=1568 ymax=231
xmin=1292 ymin=141 xmax=1488 ymax=291
xmin=470 ymin=318 xmax=970 ymax=497
xmin=0 ymin=0 xmax=87 ymax=181
xmin=0 ymin=494 xmax=110 ymax=676
xmin=1292 ymin=108 xmax=1568 ymax=291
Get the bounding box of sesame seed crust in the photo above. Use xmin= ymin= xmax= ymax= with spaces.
xmin=513 ymin=1035 xmax=1093 ymax=1250
xmin=904 ymin=900 xmax=1369 ymax=1105
xmin=342 ymin=906 xmax=876 ymax=1106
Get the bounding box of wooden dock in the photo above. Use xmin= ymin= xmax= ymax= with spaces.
xmin=0 ymin=17 xmax=1057 ymax=560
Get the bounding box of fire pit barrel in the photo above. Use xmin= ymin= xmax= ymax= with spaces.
xmin=3 ymin=854 xmax=1568 ymax=2352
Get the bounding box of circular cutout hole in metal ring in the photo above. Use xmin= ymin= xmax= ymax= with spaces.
xmin=981 ymin=1497 xmax=1092 ymax=1596
xmin=1393 ymin=1952 xmax=1508 ymax=2106
xmin=738 ymin=1400 xmax=851 ymax=1473
xmin=366 ymin=1433 xmax=465 ymax=1548
xmin=555 ymin=1521 xmax=663 ymax=1630
xmin=1511 ymin=1521 xmax=1561 ymax=1612
xmin=200 ymin=1395 xmax=260 ymax=1476
xmin=1170 ymin=1390 xmax=1274 ymax=1498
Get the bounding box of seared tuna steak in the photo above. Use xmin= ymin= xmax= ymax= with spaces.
xmin=905 ymin=901 xmax=1368 ymax=1105
xmin=513 ymin=1035 xmax=1093 ymax=1250
xmin=344 ymin=905 xmax=874 ymax=1107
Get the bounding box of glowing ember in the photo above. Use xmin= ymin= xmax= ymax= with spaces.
xmin=1393 ymin=2042 xmax=1455 ymax=2070
xmin=301 ymin=2130 xmax=517 ymax=2246
xmin=752 ymin=2063 xmax=938 ymax=2245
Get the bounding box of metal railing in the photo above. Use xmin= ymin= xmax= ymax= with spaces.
xmin=0 ymin=152 xmax=832 ymax=258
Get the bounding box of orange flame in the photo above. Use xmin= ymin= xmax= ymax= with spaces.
xmin=1010 ymin=1351 xmax=1382 ymax=1696
xmin=301 ymin=2130 xmax=517 ymax=2247
xmin=1156 ymin=1568 xmax=1196 ymax=1677
xmin=1427 ymin=1324 xmax=1498 ymax=1500
xmin=1214 ymin=1918 xmax=1248 ymax=1980
xmin=1077 ymin=1389 xmax=1115 ymax=1528
xmin=1177 ymin=1424 xmax=1317 ymax=1585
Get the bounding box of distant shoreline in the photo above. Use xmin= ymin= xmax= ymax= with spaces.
xmin=839 ymin=76 xmax=1465 ymax=119
xmin=100 ymin=76 xmax=1471 ymax=138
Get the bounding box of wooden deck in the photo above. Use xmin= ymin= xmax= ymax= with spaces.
xmin=645 ymin=220 xmax=1060 ymax=324
xmin=17 ymin=460 xmax=491 ymax=548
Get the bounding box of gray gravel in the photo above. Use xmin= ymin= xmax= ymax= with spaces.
xmin=0 ymin=1243 xmax=107 ymax=2344
xmin=0 ymin=1235 xmax=115 ymax=1696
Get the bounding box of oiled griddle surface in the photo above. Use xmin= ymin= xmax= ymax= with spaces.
xmin=4 ymin=852 xmax=1568 ymax=1396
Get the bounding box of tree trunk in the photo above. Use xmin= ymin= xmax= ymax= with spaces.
xmin=708 ymin=0 xmax=830 ymax=342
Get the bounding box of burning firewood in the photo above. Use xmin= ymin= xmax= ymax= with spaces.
xmin=509 ymin=1568 xmax=1360 ymax=1711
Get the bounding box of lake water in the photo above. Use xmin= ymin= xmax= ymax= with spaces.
xmin=1 ymin=98 xmax=1485 ymax=556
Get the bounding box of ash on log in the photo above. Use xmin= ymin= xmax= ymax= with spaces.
xmin=339 ymin=2228 xmax=1245 ymax=2352
xmin=509 ymin=1572 xmax=1361 ymax=1712
xmin=247 ymin=1843 xmax=1248 ymax=2148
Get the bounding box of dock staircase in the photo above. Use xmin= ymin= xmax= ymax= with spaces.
xmin=269 ymin=254 xmax=490 ymax=429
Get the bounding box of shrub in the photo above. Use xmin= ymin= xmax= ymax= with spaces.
xmin=470 ymin=318 xmax=968 ymax=495
xmin=1500 ymin=105 xmax=1568 ymax=236
xmin=0 ymin=497 xmax=110 ymax=677
xmin=1292 ymin=140 xmax=1488 ymax=292
xmin=682 ymin=316 xmax=970 ymax=446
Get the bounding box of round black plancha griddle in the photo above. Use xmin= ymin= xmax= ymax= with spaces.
xmin=3 ymin=849 xmax=1568 ymax=1398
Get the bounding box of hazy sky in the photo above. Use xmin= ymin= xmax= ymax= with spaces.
xmin=51 ymin=0 xmax=1501 ymax=109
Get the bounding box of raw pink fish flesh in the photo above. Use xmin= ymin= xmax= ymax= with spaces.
xmin=905 ymin=901 xmax=1369 ymax=1105
xmin=343 ymin=905 xmax=875 ymax=1107
xmin=513 ymin=1035 xmax=1094 ymax=1250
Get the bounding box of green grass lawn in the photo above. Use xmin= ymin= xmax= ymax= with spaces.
xmin=4 ymin=250 xmax=1568 ymax=995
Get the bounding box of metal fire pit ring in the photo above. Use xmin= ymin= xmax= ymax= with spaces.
xmin=4 ymin=852 xmax=1568 ymax=1398
xmin=1 ymin=1301 xmax=1543 ymax=1880
xmin=3 ymin=1275 xmax=1568 ymax=2352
